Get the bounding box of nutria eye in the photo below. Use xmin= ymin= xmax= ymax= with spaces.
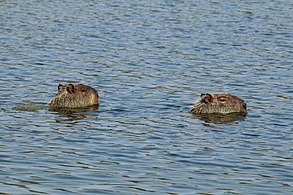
xmin=81 ymin=90 xmax=85 ymax=92
xmin=219 ymin=98 xmax=226 ymax=102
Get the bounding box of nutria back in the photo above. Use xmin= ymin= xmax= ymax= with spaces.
xmin=48 ymin=84 xmax=99 ymax=109
xmin=189 ymin=93 xmax=247 ymax=114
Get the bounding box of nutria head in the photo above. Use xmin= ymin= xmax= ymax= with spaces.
xmin=48 ymin=84 xmax=99 ymax=108
xmin=189 ymin=93 xmax=247 ymax=114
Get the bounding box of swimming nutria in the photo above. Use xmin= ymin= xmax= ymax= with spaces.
xmin=48 ymin=84 xmax=99 ymax=108
xmin=189 ymin=93 xmax=247 ymax=114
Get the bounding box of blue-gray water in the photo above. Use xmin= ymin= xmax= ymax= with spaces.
xmin=0 ymin=0 xmax=292 ymax=194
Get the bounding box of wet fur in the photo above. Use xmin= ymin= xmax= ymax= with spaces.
xmin=48 ymin=84 xmax=99 ymax=108
xmin=189 ymin=93 xmax=247 ymax=114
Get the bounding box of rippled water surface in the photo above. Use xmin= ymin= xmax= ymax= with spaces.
xmin=1 ymin=0 xmax=292 ymax=194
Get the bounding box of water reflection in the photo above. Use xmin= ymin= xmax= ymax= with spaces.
xmin=49 ymin=105 xmax=99 ymax=122
xmin=191 ymin=113 xmax=247 ymax=124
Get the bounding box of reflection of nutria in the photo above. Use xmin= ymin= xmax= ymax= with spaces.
xmin=48 ymin=84 xmax=99 ymax=108
xmin=192 ymin=113 xmax=247 ymax=124
xmin=189 ymin=93 xmax=247 ymax=114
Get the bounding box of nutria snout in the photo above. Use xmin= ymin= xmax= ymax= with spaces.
xmin=189 ymin=93 xmax=247 ymax=114
xmin=48 ymin=84 xmax=99 ymax=108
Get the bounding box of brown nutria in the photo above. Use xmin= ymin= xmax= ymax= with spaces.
xmin=48 ymin=84 xmax=99 ymax=108
xmin=189 ymin=93 xmax=247 ymax=114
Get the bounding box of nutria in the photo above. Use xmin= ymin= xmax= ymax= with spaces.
xmin=48 ymin=84 xmax=99 ymax=108
xmin=189 ymin=93 xmax=247 ymax=114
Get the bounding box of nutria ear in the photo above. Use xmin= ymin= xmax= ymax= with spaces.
xmin=58 ymin=84 xmax=63 ymax=91
xmin=66 ymin=84 xmax=75 ymax=94
xmin=243 ymin=102 xmax=247 ymax=110
xmin=201 ymin=93 xmax=213 ymax=104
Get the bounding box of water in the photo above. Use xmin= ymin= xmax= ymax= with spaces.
xmin=0 ymin=0 xmax=292 ymax=194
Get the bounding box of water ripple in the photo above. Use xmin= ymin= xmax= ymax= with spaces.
xmin=0 ymin=0 xmax=292 ymax=194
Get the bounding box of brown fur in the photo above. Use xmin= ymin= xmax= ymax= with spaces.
xmin=48 ymin=84 xmax=99 ymax=108
xmin=189 ymin=93 xmax=247 ymax=114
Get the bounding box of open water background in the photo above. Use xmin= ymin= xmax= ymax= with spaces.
xmin=0 ymin=0 xmax=292 ymax=194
